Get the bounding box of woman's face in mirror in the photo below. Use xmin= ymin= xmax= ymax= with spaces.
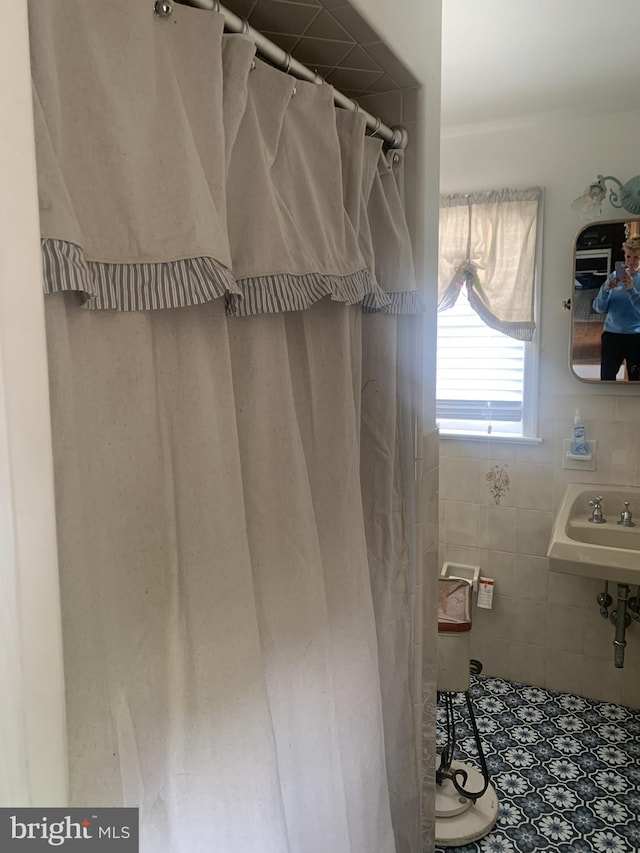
xmin=625 ymin=249 xmax=640 ymax=273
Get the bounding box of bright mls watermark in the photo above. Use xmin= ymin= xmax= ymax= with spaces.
xmin=1 ymin=809 xmax=138 ymax=850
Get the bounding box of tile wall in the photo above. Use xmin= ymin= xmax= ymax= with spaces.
xmin=439 ymin=391 xmax=640 ymax=711
xmin=221 ymin=0 xmax=419 ymax=99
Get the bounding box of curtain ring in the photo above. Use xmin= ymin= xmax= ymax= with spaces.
xmin=351 ymin=99 xmax=360 ymax=113
xmin=213 ymin=0 xmax=220 ymax=11
xmin=370 ymin=117 xmax=382 ymax=138
xmin=241 ymin=17 xmax=250 ymax=35
xmin=284 ymin=51 xmax=292 ymax=74
xmin=153 ymin=1 xmax=173 ymax=17
xmin=250 ymin=58 xmax=256 ymax=71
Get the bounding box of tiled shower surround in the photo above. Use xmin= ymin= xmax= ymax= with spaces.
xmin=438 ymin=392 xmax=640 ymax=711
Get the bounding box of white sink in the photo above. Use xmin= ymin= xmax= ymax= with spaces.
xmin=547 ymin=484 xmax=640 ymax=584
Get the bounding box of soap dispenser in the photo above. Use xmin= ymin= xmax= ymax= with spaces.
xmin=572 ymin=409 xmax=588 ymax=455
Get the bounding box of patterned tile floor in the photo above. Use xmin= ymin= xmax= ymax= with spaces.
xmin=435 ymin=676 xmax=640 ymax=853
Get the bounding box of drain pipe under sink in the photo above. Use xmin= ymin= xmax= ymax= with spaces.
xmin=612 ymin=583 xmax=630 ymax=668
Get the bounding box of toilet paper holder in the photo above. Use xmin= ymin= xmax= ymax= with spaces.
xmin=440 ymin=562 xmax=480 ymax=593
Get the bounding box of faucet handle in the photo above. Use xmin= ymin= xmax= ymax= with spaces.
xmin=588 ymin=496 xmax=606 ymax=523
xmin=618 ymin=500 xmax=635 ymax=527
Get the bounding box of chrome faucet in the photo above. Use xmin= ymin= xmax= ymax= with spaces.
xmin=588 ymin=496 xmax=606 ymax=524
xmin=617 ymin=501 xmax=635 ymax=527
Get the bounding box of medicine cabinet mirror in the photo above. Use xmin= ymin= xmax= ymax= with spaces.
xmin=570 ymin=217 xmax=640 ymax=382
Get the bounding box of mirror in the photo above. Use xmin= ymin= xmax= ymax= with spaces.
xmin=571 ymin=218 xmax=640 ymax=382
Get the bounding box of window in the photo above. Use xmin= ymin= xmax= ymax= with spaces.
xmin=437 ymin=287 xmax=528 ymax=435
xmin=436 ymin=188 xmax=542 ymax=442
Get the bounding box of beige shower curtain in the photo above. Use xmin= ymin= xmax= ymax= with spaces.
xmin=29 ymin=2 xmax=425 ymax=851
xmin=45 ymin=295 xmax=395 ymax=852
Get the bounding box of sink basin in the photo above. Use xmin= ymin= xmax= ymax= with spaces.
xmin=548 ymin=484 xmax=640 ymax=584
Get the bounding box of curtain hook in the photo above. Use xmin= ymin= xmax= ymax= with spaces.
xmin=283 ymin=52 xmax=296 ymax=93
xmin=250 ymin=58 xmax=256 ymax=71
xmin=153 ymin=1 xmax=173 ymax=17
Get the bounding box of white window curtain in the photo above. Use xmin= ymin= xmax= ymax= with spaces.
xmin=438 ymin=188 xmax=541 ymax=341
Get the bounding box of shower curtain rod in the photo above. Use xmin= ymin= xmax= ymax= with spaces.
xmin=156 ymin=0 xmax=408 ymax=149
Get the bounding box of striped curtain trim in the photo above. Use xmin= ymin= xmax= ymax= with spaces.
xmin=41 ymin=239 xmax=239 ymax=310
xmin=225 ymin=269 xmax=390 ymax=317
xmin=362 ymin=290 xmax=425 ymax=315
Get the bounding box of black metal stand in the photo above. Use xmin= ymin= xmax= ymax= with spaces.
xmin=436 ymin=660 xmax=491 ymax=803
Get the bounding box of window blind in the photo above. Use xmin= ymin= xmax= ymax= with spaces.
xmin=436 ymin=287 xmax=525 ymax=430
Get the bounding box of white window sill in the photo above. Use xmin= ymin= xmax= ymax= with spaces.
xmin=438 ymin=430 xmax=543 ymax=446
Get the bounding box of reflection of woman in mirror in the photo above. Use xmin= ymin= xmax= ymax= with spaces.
xmin=592 ymin=235 xmax=640 ymax=380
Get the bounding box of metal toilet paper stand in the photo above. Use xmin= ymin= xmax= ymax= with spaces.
xmin=435 ymin=577 xmax=499 ymax=847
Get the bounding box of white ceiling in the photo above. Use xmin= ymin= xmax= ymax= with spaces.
xmin=441 ymin=0 xmax=640 ymax=131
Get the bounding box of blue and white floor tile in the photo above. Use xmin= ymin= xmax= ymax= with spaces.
xmin=435 ymin=676 xmax=640 ymax=853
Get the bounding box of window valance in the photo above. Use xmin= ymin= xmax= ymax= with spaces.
xmin=438 ymin=187 xmax=542 ymax=341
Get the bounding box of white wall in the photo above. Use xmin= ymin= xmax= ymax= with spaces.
xmin=0 ymin=3 xmax=68 ymax=803
xmin=439 ymin=110 xmax=640 ymax=707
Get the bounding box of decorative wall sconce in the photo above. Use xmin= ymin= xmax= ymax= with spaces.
xmin=572 ymin=174 xmax=640 ymax=216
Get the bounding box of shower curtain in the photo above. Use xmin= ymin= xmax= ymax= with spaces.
xmin=28 ymin=2 xmax=424 ymax=851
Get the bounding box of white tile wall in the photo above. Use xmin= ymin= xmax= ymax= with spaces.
xmin=439 ymin=390 xmax=640 ymax=709
xmin=221 ymin=0 xmax=419 ymax=98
